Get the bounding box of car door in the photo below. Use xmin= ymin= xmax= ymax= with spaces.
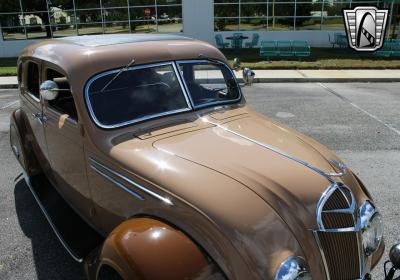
xmin=41 ymin=66 xmax=93 ymax=222
xmin=21 ymin=60 xmax=51 ymax=172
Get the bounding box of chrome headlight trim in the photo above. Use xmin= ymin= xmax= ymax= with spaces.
xmin=359 ymin=201 xmax=383 ymax=256
xmin=274 ymin=256 xmax=312 ymax=280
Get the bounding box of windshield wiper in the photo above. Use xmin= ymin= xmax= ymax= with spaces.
xmin=100 ymin=58 xmax=135 ymax=93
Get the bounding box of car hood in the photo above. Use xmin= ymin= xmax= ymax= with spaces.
xmin=152 ymin=112 xmax=360 ymax=230
xmin=107 ymin=107 xmax=367 ymax=278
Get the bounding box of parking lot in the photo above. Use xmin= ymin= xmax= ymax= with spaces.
xmin=1 ymin=83 xmax=399 ymax=279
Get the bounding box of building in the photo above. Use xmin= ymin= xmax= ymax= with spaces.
xmin=0 ymin=0 xmax=399 ymax=57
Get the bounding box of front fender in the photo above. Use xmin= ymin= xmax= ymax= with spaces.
xmin=86 ymin=218 xmax=225 ymax=280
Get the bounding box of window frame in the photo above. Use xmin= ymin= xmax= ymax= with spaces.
xmin=176 ymin=60 xmax=243 ymax=110
xmin=25 ymin=60 xmax=41 ymax=102
xmin=45 ymin=67 xmax=79 ymax=123
xmin=84 ymin=60 xmax=242 ymax=130
xmin=84 ymin=61 xmax=193 ymax=129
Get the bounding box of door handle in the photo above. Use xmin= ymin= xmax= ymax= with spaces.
xmin=32 ymin=112 xmax=48 ymax=125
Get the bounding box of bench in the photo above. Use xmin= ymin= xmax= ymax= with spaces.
xmin=374 ymin=40 xmax=400 ymax=57
xmin=260 ymin=40 xmax=311 ymax=60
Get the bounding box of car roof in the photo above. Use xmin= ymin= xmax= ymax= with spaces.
xmin=59 ymin=34 xmax=193 ymax=47
xmin=19 ymin=34 xmax=228 ymax=89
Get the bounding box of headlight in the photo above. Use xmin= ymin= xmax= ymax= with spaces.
xmin=360 ymin=201 xmax=383 ymax=256
xmin=274 ymin=256 xmax=312 ymax=280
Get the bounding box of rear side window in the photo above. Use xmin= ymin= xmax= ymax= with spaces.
xmin=46 ymin=69 xmax=78 ymax=121
xmin=86 ymin=63 xmax=189 ymax=128
xmin=26 ymin=62 xmax=40 ymax=100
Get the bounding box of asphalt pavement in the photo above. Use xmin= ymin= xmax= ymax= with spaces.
xmin=1 ymin=83 xmax=400 ymax=279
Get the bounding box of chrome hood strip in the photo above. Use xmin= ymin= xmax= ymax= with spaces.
xmin=89 ymin=157 xmax=173 ymax=205
xmin=202 ymin=118 xmax=346 ymax=183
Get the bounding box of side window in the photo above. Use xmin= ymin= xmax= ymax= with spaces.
xmin=46 ymin=69 xmax=78 ymax=121
xmin=26 ymin=62 xmax=40 ymax=100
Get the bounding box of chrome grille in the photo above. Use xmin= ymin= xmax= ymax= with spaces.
xmin=318 ymin=232 xmax=360 ymax=280
xmin=315 ymin=183 xmax=362 ymax=280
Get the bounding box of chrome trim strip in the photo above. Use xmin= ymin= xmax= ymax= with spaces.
xmin=316 ymin=183 xmax=356 ymax=231
xmin=84 ymin=62 xmax=191 ymax=129
xmin=313 ymin=231 xmax=331 ymax=280
xmin=175 ymin=59 xmax=243 ymax=110
xmin=203 ymin=119 xmax=343 ymax=183
xmin=89 ymin=157 xmax=173 ymax=205
xmin=23 ymin=175 xmax=83 ymax=263
xmin=90 ymin=165 xmax=145 ymax=201
xmin=172 ymin=61 xmax=193 ymax=109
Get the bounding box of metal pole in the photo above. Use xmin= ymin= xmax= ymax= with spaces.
xmin=127 ymin=0 xmax=132 ymax=33
xmin=45 ymin=0 xmax=53 ymax=37
xmin=388 ymin=0 xmax=394 ymax=39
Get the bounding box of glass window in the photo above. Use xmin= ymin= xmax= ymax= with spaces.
xmin=0 ymin=13 xmax=23 ymax=28
xmin=296 ymin=17 xmax=321 ymax=30
xmin=215 ymin=18 xmax=239 ymax=31
xmin=1 ymin=1 xmax=22 ymax=13
xmin=322 ymin=17 xmax=344 ymax=30
xmin=75 ymin=0 xmax=100 ymax=9
xmin=46 ymin=69 xmax=78 ymax=121
xmin=1 ymin=27 xmax=26 ymax=40
xmin=104 ymin=22 xmax=130 ymax=33
xmin=51 ymin=25 xmax=78 ymax=37
xmin=103 ymin=8 xmax=129 ymax=22
xmin=215 ymin=4 xmax=239 ymax=18
xmin=76 ymin=10 xmax=102 ymax=23
xmin=78 ymin=23 xmax=103 ymax=35
xmin=87 ymin=63 xmax=189 ymax=127
xmin=178 ymin=61 xmax=241 ymax=108
xmin=157 ymin=19 xmax=182 ymax=33
xmin=272 ymin=18 xmax=294 ymax=30
xmin=240 ymin=18 xmax=268 ymax=31
xmin=129 ymin=0 xmax=155 ymax=6
xmin=241 ymin=4 xmax=268 ymax=17
xmin=26 ymin=62 xmax=40 ymax=100
xmin=130 ymin=20 xmax=157 ymax=33
xmin=130 ymin=7 xmax=156 ymax=20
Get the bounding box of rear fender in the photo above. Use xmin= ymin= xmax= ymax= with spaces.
xmin=10 ymin=109 xmax=40 ymax=176
xmin=86 ymin=218 xmax=225 ymax=280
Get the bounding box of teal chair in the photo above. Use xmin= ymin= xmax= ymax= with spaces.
xmin=390 ymin=39 xmax=400 ymax=57
xmin=293 ymin=41 xmax=311 ymax=58
xmin=245 ymin=33 xmax=260 ymax=48
xmin=375 ymin=41 xmax=393 ymax=57
xmin=215 ymin=34 xmax=229 ymax=49
xmin=231 ymin=33 xmax=244 ymax=49
xmin=260 ymin=41 xmax=278 ymax=60
xmin=277 ymin=41 xmax=293 ymax=56
xmin=336 ymin=33 xmax=348 ymax=48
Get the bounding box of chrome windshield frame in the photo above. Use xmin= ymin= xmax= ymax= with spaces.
xmin=175 ymin=59 xmax=242 ymax=110
xmin=84 ymin=61 xmax=192 ymax=129
xmin=84 ymin=59 xmax=242 ymax=130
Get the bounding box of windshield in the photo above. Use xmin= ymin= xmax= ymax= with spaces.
xmin=86 ymin=63 xmax=190 ymax=128
xmin=85 ymin=60 xmax=241 ymax=129
xmin=178 ymin=61 xmax=241 ymax=108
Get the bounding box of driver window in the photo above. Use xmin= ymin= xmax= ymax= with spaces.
xmin=179 ymin=62 xmax=240 ymax=107
xmin=46 ymin=68 xmax=78 ymax=121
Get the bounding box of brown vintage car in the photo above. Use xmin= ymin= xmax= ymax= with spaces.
xmin=10 ymin=34 xmax=384 ymax=280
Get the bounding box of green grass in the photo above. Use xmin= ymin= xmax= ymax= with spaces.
xmin=222 ymin=48 xmax=400 ymax=70
xmin=0 ymin=58 xmax=17 ymax=76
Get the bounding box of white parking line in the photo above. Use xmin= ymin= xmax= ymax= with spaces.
xmin=318 ymin=83 xmax=400 ymax=136
xmin=0 ymin=100 xmax=19 ymax=110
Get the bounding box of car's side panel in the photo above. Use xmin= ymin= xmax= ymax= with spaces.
xmin=44 ymin=107 xmax=94 ymax=223
xmin=86 ymin=218 xmax=224 ymax=280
